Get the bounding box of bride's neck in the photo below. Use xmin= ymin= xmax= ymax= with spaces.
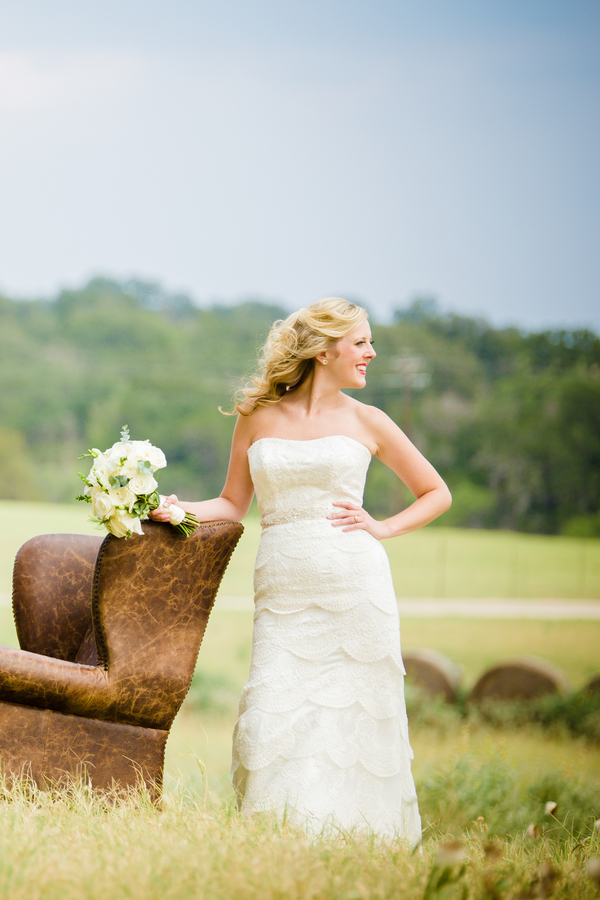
xmin=286 ymin=372 xmax=343 ymax=416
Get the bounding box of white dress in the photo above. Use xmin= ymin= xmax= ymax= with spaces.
xmin=231 ymin=435 xmax=421 ymax=842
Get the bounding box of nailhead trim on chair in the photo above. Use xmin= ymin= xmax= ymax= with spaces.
xmin=91 ymin=534 xmax=112 ymax=671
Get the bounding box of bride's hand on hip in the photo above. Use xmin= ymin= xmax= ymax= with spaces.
xmin=149 ymin=494 xmax=179 ymax=522
xmin=328 ymin=502 xmax=390 ymax=541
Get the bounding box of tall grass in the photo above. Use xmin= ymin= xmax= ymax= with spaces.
xmin=0 ymin=762 xmax=599 ymax=900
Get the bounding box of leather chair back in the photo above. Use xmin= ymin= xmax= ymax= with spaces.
xmin=90 ymin=520 xmax=242 ymax=729
xmin=13 ymin=534 xmax=103 ymax=661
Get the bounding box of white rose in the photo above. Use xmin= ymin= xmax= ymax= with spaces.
xmin=92 ymin=456 xmax=117 ymax=489
xmin=107 ymin=515 xmax=130 ymax=538
xmin=131 ymin=440 xmax=167 ymax=471
xmin=128 ymin=470 xmax=158 ymax=495
xmin=91 ymin=488 xmax=116 ymax=520
xmin=107 ymin=510 xmax=144 ymax=538
xmin=149 ymin=446 xmax=167 ymax=470
xmin=130 ymin=516 xmax=145 ymax=535
xmin=107 ymin=450 xmax=133 ymax=475
xmin=109 ymin=441 xmax=131 ymax=458
xmin=108 ymin=485 xmax=136 ymax=511
xmin=105 ymin=448 xmax=127 ymax=473
xmin=119 ymin=458 xmax=139 ymax=479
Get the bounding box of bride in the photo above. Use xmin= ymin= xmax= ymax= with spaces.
xmin=151 ymin=298 xmax=451 ymax=841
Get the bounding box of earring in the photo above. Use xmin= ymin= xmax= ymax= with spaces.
xmin=321 ymin=359 xmax=328 ymax=365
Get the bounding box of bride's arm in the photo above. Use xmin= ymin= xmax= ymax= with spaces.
xmin=331 ymin=407 xmax=452 ymax=539
xmin=150 ymin=416 xmax=255 ymax=523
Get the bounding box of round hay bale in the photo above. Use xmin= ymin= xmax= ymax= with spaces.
xmin=586 ymin=673 xmax=600 ymax=697
xmin=403 ymin=648 xmax=462 ymax=703
xmin=469 ymin=656 xmax=570 ymax=704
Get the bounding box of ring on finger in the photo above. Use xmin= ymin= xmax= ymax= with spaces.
xmin=354 ymin=515 xmax=359 ymax=524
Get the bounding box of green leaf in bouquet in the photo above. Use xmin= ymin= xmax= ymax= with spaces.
xmin=137 ymin=459 xmax=153 ymax=475
xmin=77 ymin=449 xmax=99 ymax=460
xmin=77 ymin=472 xmax=94 ymax=486
xmin=75 ymin=494 xmax=92 ymax=503
xmin=131 ymin=497 xmax=151 ymax=517
xmin=109 ymin=474 xmax=130 ymax=488
xmin=120 ymin=424 xmax=130 ymax=442
xmin=88 ymin=516 xmax=105 ymax=528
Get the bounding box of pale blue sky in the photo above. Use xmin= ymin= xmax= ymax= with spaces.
xmin=1 ymin=1 xmax=599 ymax=329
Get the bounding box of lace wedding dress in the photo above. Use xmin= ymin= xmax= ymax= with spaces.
xmin=231 ymin=435 xmax=421 ymax=842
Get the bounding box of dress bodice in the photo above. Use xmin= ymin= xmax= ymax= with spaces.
xmin=247 ymin=435 xmax=372 ymax=524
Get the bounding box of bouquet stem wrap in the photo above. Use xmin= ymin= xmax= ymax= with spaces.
xmin=161 ymin=498 xmax=200 ymax=537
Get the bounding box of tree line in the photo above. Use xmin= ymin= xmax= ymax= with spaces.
xmin=0 ymin=278 xmax=598 ymax=536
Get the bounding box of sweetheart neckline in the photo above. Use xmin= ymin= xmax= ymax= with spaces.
xmin=248 ymin=434 xmax=372 ymax=457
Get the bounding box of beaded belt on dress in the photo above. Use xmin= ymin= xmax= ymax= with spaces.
xmin=260 ymin=506 xmax=332 ymax=528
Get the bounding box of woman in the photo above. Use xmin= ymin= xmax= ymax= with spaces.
xmin=151 ymin=298 xmax=451 ymax=841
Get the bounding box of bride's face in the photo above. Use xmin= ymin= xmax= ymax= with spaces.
xmin=324 ymin=321 xmax=376 ymax=389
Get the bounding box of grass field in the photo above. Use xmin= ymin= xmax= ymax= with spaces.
xmin=1 ymin=503 xmax=600 ymax=897
xmin=1 ymin=781 xmax=598 ymax=900
xmin=1 ymin=500 xmax=599 ymax=600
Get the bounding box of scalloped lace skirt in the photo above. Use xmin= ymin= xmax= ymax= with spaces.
xmin=231 ymin=517 xmax=421 ymax=843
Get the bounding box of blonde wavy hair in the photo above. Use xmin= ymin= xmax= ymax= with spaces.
xmin=225 ymin=297 xmax=369 ymax=416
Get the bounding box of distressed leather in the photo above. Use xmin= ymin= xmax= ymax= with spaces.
xmin=13 ymin=534 xmax=103 ymax=661
xmin=0 ymin=520 xmax=243 ymax=796
xmin=0 ymin=702 xmax=168 ymax=800
xmin=0 ymin=646 xmax=108 ymax=714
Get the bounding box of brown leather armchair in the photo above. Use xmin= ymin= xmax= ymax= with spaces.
xmin=0 ymin=519 xmax=243 ymax=798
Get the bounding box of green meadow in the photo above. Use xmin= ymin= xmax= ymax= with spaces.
xmin=1 ymin=499 xmax=599 ymax=601
xmin=1 ymin=502 xmax=600 ymax=898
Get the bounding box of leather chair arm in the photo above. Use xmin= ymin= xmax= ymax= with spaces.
xmin=0 ymin=645 xmax=112 ymax=720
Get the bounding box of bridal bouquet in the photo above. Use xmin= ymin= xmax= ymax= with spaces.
xmin=76 ymin=425 xmax=200 ymax=538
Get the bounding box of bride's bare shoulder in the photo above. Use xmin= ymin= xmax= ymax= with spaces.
xmin=351 ymin=400 xmax=407 ymax=449
xmin=348 ymin=396 xmax=394 ymax=428
xmin=238 ymin=402 xmax=286 ymax=441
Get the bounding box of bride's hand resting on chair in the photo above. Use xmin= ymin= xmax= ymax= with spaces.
xmin=150 ymin=494 xmax=179 ymax=523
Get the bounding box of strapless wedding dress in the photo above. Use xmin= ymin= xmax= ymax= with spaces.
xmin=231 ymin=435 xmax=421 ymax=842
